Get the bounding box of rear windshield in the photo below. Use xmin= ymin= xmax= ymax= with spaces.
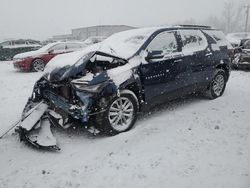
xmin=203 ymin=30 xmax=233 ymax=49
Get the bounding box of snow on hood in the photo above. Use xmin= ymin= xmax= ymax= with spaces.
xmin=13 ymin=42 xmax=60 ymax=59
xmin=45 ymin=28 xmax=158 ymax=73
xmin=226 ymin=36 xmax=241 ymax=46
xmin=13 ymin=50 xmax=44 ymax=59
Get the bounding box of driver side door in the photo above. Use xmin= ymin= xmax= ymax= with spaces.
xmin=139 ymin=30 xmax=186 ymax=102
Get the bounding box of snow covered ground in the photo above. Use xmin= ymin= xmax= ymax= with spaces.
xmin=0 ymin=61 xmax=249 ymax=188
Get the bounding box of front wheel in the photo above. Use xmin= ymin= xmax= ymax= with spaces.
xmin=32 ymin=59 xmax=45 ymax=72
xmin=99 ymin=90 xmax=139 ymax=135
xmin=204 ymin=69 xmax=227 ymax=99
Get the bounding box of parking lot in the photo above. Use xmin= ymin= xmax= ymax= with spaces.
xmin=0 ymin=61 xmax=250 ymax=188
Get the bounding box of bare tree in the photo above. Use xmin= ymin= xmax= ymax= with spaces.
xmin=204 ymin=16 xmax=225 ymax=31
xmin=222 ymin=0 xmax=244 ymax=33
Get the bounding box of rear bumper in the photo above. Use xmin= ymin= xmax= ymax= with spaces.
xmin=13 ymin=58 xmax=33 ymax=71
xmin=238 ymin=62 xmax=250 ymax=69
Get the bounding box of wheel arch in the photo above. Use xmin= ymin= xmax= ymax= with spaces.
xmin=32 ymin=58 xmax=45 ymax=71
xmin=215 ymin=60 xmax=230 ymax=81
xmin=123 ymin=82 xmax=143 ymax=110
xmin=120 ymin=89 xmax=140 ymax=111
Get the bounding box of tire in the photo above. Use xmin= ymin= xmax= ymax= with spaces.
xmin=204 ymin=69 xmax=227 ymax=99
xmin=99 ymin=90 xmax=139 ymax=136
xmin=32 ymin=59 xmax=45 ymax=72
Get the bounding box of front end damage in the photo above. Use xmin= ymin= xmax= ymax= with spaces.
xmin=15 ymin=51 xmax=131 ymax=150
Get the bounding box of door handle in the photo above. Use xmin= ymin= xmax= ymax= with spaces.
xmin=205 ymin=52 xmax=212 ymax=57
xmin=174 ymin=59 xmax=183 ymax=63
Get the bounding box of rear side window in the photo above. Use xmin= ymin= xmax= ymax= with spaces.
xmin=180 ymin=30 xmax=208 ymax=53
xmin=203 ymin=30 xmax=232 ymax=49
xmin=147 ymin=31 xmax=178 ymax=55
xmin=66 ymin=43 xmax=82 ymax=51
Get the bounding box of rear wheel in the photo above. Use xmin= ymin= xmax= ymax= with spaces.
xmin=99 ymin=90 xmax=138 ymax=135
xmin=32 ymin=59 xmax=45 ymax=72
xmin=204 ymin=69 xmax=227 ymax=99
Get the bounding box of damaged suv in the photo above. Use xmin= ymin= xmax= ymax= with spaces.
xmin=16 ymin=25 xmax=231 ymax=150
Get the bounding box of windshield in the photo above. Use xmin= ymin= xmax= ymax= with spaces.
xmin=99 ymin=28 xmax=157 ymax=59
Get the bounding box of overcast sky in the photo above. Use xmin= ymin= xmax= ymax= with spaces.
xmin=0 ymin=0 xmax=243 ymax=41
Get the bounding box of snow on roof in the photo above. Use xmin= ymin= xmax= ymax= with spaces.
xmin=99 ymin=27 xmax=160 ymax=58
xmin=45 ymin=27 xmax=161 ymax=72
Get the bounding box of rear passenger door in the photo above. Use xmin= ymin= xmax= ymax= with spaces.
xmin=179 ymin=29 xmax=210 ymax=87
xmin=65 ymin=43 xmax=83 ymax=53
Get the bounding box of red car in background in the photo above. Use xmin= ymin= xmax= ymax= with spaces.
xmin=13 ymin=42 xmax=86 ymax=72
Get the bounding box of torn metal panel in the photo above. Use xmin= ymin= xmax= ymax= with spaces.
xmin=16 ymin=115 xmax=60 ymax=151
xmin=20 ymin=103 xmax=48 ymax=131
xmin=28 ymin=117 xmax=57 ymax=147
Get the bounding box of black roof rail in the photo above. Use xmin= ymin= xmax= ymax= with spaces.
xmin=177 ymin=25 xmax=212 ymax=29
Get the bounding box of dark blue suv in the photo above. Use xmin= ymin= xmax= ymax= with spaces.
xmin=18 ymin=25 xmax=232 ymax=149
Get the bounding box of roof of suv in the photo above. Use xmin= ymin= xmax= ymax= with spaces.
xmin=135 ymin=25 xmax=216 ymax=34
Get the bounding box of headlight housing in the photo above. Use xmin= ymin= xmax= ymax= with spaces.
xmin=72 ymin=82 xmax=106 ymax=93
xmin=14 ymin=58 xmax=26 ymax=62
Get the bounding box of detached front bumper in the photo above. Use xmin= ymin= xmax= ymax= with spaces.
xmin=16 ymin=102 xmax=60 ymax=150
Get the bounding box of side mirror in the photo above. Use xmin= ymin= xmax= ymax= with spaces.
xmin=48 ymin=49 xmax=54 ymax=54
xmin=145 ymin=50 xmax=164 ymax=62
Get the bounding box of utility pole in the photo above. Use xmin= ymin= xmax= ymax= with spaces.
xmin=244 ymin=5 xmax=250 ymax=32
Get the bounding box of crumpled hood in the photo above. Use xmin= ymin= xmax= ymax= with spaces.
xmin=13 ymin=50 xmax=44 ymax=59
xmin=46 ymin=52 xmax=94 ymax=82
xmin=45 ymin=43 xmax=124 ymax=72
xmin=44 ymin=43 xmax=127 ymax=83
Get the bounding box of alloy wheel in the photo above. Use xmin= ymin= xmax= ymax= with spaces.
xmin=108 ymin=97 xmax=134 ymax=132
xmin=213 ymin=74 xmax=225 ymax=96
xmin=33 ymin=59 xmax=45 ymax=72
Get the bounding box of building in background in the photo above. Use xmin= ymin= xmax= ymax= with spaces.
xmin=52 ymin=34 xmax=76 ymax=41
xmin=52 ymin=25 xmax=136 ymax=41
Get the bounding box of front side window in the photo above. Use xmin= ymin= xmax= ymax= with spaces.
xmin=147 ymin=31 xmax=178 ymax=55
xmin=66 ymin=43 xmax=81 ymax=51
xmin=180 ymin=30 xmax=208 ymax=53
xmin=50 ymin=44 xmax=65 ymax=53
